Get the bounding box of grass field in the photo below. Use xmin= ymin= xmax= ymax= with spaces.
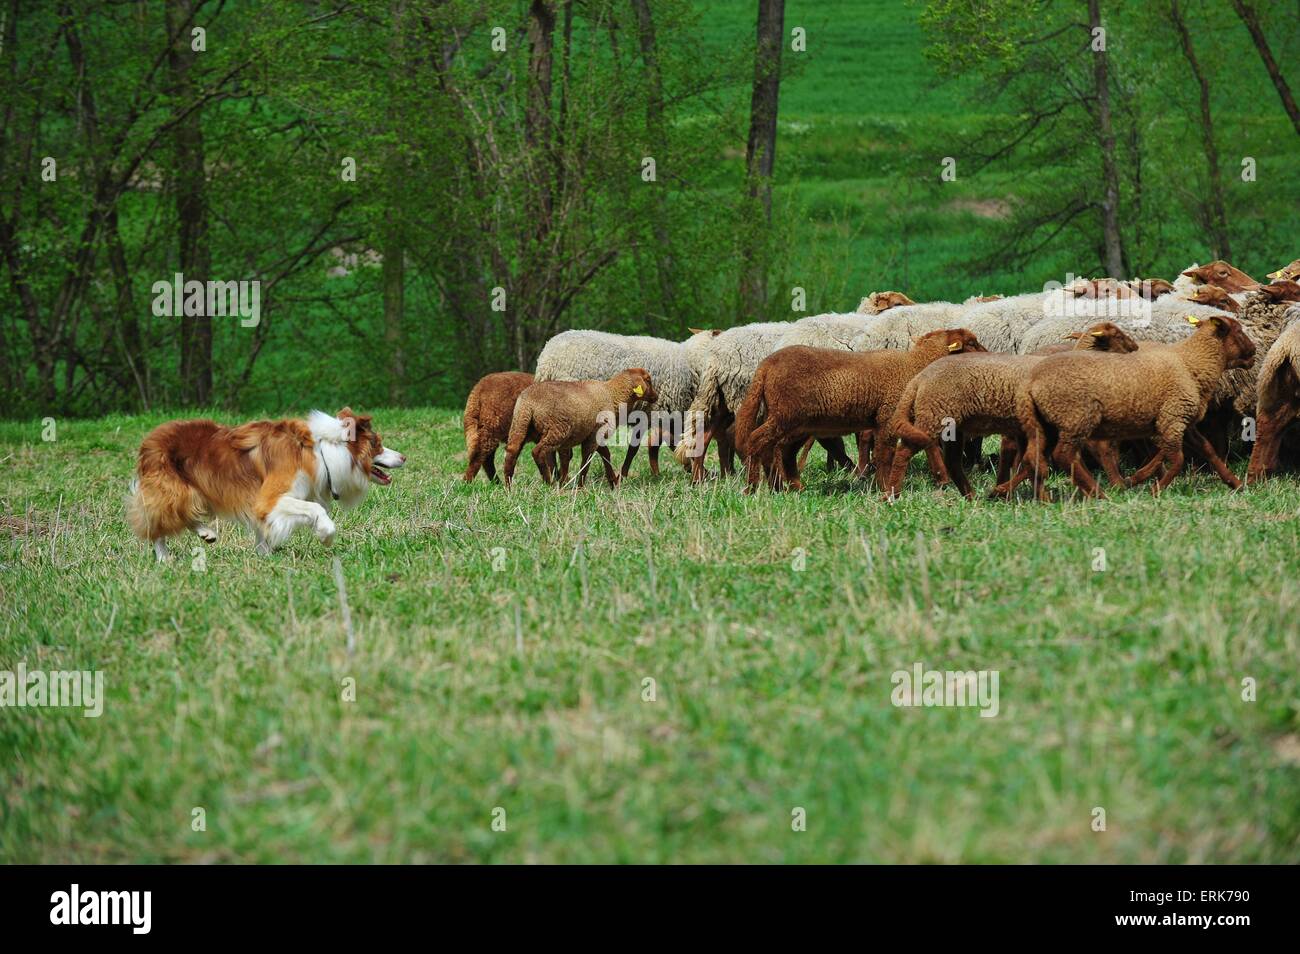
xmin=2 ymin=409 xmax=1298 ymax=863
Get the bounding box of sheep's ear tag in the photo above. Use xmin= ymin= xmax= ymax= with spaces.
xmin=1089 ymin=331 xmax=1103 ymax=337
xmin=1186 ymin=315 xmax=1200 ymax=325
xmin=632 ymin=384 xmax=645 ymax=396
xmin=947 ymin=341 xmax=961 ymax=352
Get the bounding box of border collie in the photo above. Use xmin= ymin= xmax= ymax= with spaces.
xmin=127 ymin=408 xmax=405 ymax=560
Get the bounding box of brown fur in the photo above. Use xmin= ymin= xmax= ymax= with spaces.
xmin=1132 ymin=278 xmax=1175 ymax=299
xmin=1182 ymin=261 xmax=1261 ymax=293
xmin=502 ymin=369 xmax=657 ymax=488
xmin=734 ymin=329 xmax=985 ymax=492
xmin=463 ymin=371 xmax=535 ymax=482
xmin=1188 ymin=285 xmax=1240 ymax=313
xmin=1267 ymin=259 xmax=1300 ymax=282
xmin=859 ymin=290 xmax=917 ymax=314
xmin=1006 ymin=316 xmax=1256 ymax=499
xmin=887 ymin=323 xmax=1138 ymax=498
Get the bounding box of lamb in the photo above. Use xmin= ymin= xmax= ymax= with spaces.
xmin=462 ymin=371 xmax=535 ymax=482
xmin=733 ymin=329 xmax=986 ymax=493
xmin=1005 ymin=314 xmax=1256 ymax=500
xmin=1246 ymin=296 xmax=1300 ymax=482
xmin=502 ymin=369 xmax=657 ymax=488
xmin=534 ymin=328 xmax=717 ymax=476
xmin=885 ymin=323 xmax=1140 ymax=499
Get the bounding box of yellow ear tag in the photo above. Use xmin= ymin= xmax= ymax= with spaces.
xmin=947 ymin=341 xmax=961 ymax=352
xmin=1186 ymin=315 xmax=1200 ymax=325
xmin=632 ymin=384 xmax=645 ymax=396
xmin=1090 ymin=331 xmax=1103 ymax=337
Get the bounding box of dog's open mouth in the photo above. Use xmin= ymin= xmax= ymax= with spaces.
xmin=370 ymin=462 xmax=393 ymax=485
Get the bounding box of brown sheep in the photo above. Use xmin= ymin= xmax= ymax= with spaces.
xmin=858 ymin=290 xmax=917 ymax=314
xmin=1006 ymin=314 xmax=1256 ymax=499
xmin=1132 ymin=278 xmax=1175 ymax=299
xmin=886 ymin=323 xmax=1139 ymax=499
xmin=1267 ymin=259 xmax=1300 ymax=282
xmin=462 ymin=372 xmax=535 ymax=482
xmin=1181 ymin=261 xmax=1262 ymax=293
xmin=734 ymin=329 xmax=986 ymax=493
xmin=1188 ymin=284 xmax=1240 ymax=313
xmin=502 ymin=369 xmax=657 ymax=488
xmin=1244 ymin=285 xmax=1300 ymax=482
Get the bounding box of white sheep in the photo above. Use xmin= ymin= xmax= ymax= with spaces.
xmin=849 ymin=301 xmax=969 ymax=351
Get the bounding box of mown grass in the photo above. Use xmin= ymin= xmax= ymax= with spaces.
xmin=2 ymin=409 xmax=1298 ymax=863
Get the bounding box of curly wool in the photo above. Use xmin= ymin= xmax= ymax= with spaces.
xmin=849 ymin=302 xmax=968 ymax=351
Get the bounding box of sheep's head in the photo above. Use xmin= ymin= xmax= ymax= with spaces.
xmin=1188 ymin=285 xmax=1240 ymax=313
xmin=1189 ymin=315 xmax=1255 ymax=369
xmin=686 ymin=327 xmax=722 ymax=337
xmin=859 ymin=290 xmax=916 ymax=314
xmin=970 ymin=294 xmax=1003 ymax=303
xmin=1131 ymin=278 xmax=1174 ymax=299
xmin=1258 ymin=280 xmax=1300 ymax=303
xmin=1074 ymin=321 xmax=1139 ymax=353
xmin=619 ymin=367 xmax=658 ymax=406
xmin=1181 ymin=260 xmax=1261 ymax=293
xmin=1267 ymin=259 xmax=1300 ymax=282
xmin=1071 ymin=278 xmax=1134 ymax=299
xmin=924 ymin=327 xmax=985 ymax=355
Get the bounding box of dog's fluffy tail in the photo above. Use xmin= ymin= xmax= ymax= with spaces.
xmin=126 ymin=427 xmax=204 ymax=541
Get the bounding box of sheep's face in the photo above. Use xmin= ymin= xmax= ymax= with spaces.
xmin=1259 ymin=280 xmax=1300 ymax=303
xmin=1132 ymin=278 xmax=1174 ymax=299
xmin=863 ymin=290 xmax=916 ymax=314
xmin=970 ymin=294 xmax=1003 ymax=303
xmin=1072 ymin=278 xmax=1134 ymax=300
xmin=1076 ymin=322 xmax=1139 ymax=353
xmin=1189 ymin=285 xmax=1239 ymax=313
xmin=941 ymin=328 xmax=986 ymax=354
xmin=1199 ymin=316 xmax=1255 ymax=370
xmin=1182 ymin=261 xmax=1260 ymax=293
xmin=622 ymin=368 xmax=658 ymax=406
xmin=1267 ymin=259 xmax=1300 ymax=282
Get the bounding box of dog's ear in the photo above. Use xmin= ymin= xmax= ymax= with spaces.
xmin=336 ymin=406 xmax=355 ymax=420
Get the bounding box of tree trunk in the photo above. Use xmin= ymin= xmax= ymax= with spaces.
xmin=521 ymin=0 xmax=556 ymax=366
xmin=1169 ymin=0 xmax=1230 ymax=260
xmin=1087 ymin=0 xmax=1125 ymax=278
xmin=382 ymin=228 xmax=405 ymax=404
xmin=740 ymin=0 xmax=784 ymax=315
xmin=631 ymin=0 xmax=673 ymax=333
xmin=166 ymin=0 xmax=212 ymax=405
xmin=1231 ymin=0 xmax=1300 ymax=137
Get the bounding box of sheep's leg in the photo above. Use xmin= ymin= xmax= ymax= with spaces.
xmin=576 ymin=439 xmax=596 ymax=488
xmin=595 ymin=444 xmax=620 ymax=488
xmin=796 ymin=437 xmax=815 ymax=473
xmin=821 ymin=437 xmax=854 ymax=472
xmin=502 ymin=441 xmax=524 ymax=487
xmin=945 ymin=439 xmax=974 ymax=499
xmin=646 ymin=427 xmax=662 ymax=478
xmin=717 ymin=425 xmax=737 ymax=477
xmin=1126 ymin=449 xmax=1166 ymax=487
xmin=1090 ymin=440 xmax=1126 ymax=487
xmin=778 ymin=438 xmax=805 ymax=491
xmin=1053 ymin=440 xmax=1104 ymax=499
xmin=995 ymin=436 xmax=1019 ymax=485
xmin=870 ymin=429 xmax=894 ymax=491
xmin=463 ymin=439 xmax=485 ymax=483
xmin=690 ymin=422 xmax=716 ymax=483
xmin=532 ymin=443 xmax=557 ymax=485
xmin=480 ymin=444 xmax=500 ymax=482
xmin=620 ymin=439 xmax=640 ymax=478
xmin=1151 ymin=430 xmax=1187 ymax=493
xmin=1185 ymin=423 xmax=1241 ymax=489
xmin=743 ymin=421 xmax=777 ymax=493
xmin=853 ymin=430 xmax=875 ymax=479
xmin=1248 ymin=397 xmax=1300 ymax=482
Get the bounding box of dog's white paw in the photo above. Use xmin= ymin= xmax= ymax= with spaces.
xmin=316 ymin=517 xmax=337 ymax=546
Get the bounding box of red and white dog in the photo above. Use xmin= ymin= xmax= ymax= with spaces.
xmin=127 ymin=408 xmax=405 ymax=560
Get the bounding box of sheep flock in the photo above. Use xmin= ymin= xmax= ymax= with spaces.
xmin=464 ymin=258 xmax=1300 ymax=500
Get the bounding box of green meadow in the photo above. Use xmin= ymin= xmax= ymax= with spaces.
xmin=2 ymin=410 xmax=1297 ymax=862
